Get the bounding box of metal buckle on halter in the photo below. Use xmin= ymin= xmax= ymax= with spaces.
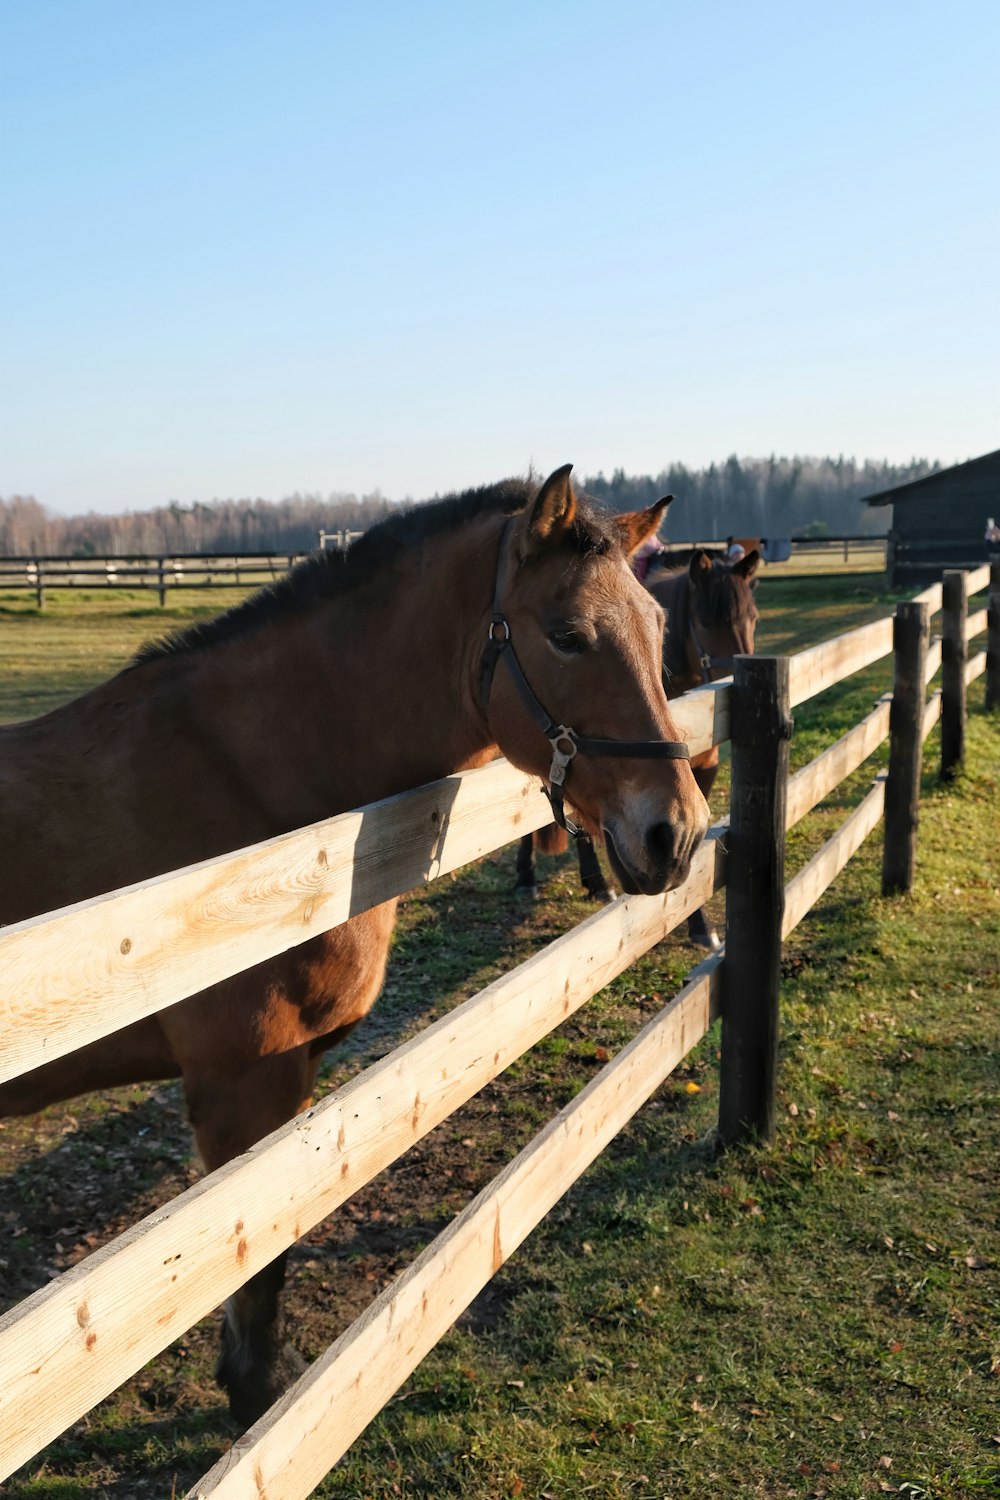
xmin=548 ymin=728 xmax=578 ymax=787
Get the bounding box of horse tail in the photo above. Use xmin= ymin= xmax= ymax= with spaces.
xmin=534 ymin=824 xmax=569 ymax=856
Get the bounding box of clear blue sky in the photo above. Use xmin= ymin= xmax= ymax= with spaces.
xmin=2 ymin=0 xmax=997 ymax=514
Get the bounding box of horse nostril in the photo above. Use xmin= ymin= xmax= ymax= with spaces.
xmin=646 ymin=821 xmax=678 ymax=868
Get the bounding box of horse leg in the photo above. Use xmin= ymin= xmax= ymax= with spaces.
xmin=577 ymin=835 xmax=616 ymax=904
xmin=514 ymin=832 xmax=538 ymax=897
xmin=687 ymin=754 xmax=721 ymax=949
xmin=174 ymin=907 xmax=397 ymax=1425
xmin=687 ymin=904 xmax=722 ymax=950
xmin=183 ymin=1045 xmax=320 ymax=1427
xmin=0 ymin=1014 xmax=177 ymax=1117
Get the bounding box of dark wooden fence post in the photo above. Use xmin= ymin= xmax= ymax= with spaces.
xmin=941 ymin=569 xmax=968 ymax=777
xmin=986 ymin=561 xmax=1000 ymax=712
xmin=34 ymin=560 xmax=44 ymax=610
xmin=882 ymin=600 xmax=929 ymax=894
xmin=157 ymin=558 xmax=167 ymax=607
xmin=719 ymin=655 xmax=791 ymax=1145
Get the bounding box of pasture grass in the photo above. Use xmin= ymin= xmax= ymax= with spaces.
xmin=309 ymin=699 xmax=999 ymax=1500
xmin=1 ymin=574 xmax=997 ymax=1498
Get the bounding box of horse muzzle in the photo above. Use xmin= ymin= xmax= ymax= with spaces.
xmin=603 ymin=806 xmax=708 ymax=896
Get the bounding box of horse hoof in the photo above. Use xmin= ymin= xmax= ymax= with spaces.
xmin=514 ymin=883 xmax=540 ymax=901
xmin=690 ymin=928 xmax=722 ymax=951
xmin=586 ymin=887 xmax=617 ymax=906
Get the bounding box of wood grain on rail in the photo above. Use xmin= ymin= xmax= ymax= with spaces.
xmin=784 ymin=779 xmax=886 ymax=938
xmin=788 ymin=616 xmax=893 ymax=707
xmin=785 ymin=699 xmax=890 ymax=829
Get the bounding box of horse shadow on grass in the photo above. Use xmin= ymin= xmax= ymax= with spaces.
xmin=0 ymin=1087 xmax=196 ymax=1314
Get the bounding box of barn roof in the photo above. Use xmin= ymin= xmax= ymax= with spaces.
xmin=864 ymin=448 xmax=1000 ymax=507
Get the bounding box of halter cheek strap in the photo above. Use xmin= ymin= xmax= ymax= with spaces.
xmin=688 ymin=611 xmax=736 ymax=684
xmin=480 ymin=520 xmax=690 ymax=835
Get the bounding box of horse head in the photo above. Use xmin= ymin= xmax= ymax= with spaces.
xmin=654 ymin=547 xmax=760 ymax=690
xmin=480 ymin=467 xmax=709 ymax=895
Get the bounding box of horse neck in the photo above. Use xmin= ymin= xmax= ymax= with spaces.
xmin=186 ymin=515 xmax=502 ymax=821
xmin=651 ymin=570 xmax=699 ymax=696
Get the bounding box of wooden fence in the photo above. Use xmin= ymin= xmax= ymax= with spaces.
xmin=0 ymin=536 xmax=361 ymax=608
xmin=0 ymin=553 xmax=312 ymax=608
xmin=0 ymin=563 xmax=996 ymax=1495
xmin=0 ymin=533 xmax=885 ymax=608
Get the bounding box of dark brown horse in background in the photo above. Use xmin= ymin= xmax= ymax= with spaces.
xmin=0 ymin=467 xmax=709 ymax=1426
xmin=516 ymin=547 xmax=760 ymax=947
xmin=650 ymin=548 xmax=760 ymax=945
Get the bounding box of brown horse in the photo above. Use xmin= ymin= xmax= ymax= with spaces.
xmin=516 ymin=547 xmax=760 ymax=940
xmin=650 ymin=547 xmax=760 ymax=945
xmin=0 ymin=466 xmax=708 ymax=1425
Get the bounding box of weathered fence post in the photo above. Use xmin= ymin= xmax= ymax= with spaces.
xmin=157 ymin=558 xmax=167 ymax=607
xmin=719 ymin=655 xmax=791 ymax=1145
xmin=941 ymin=569 xmax=968 ymax=777
xmin=986 ymin=561 xmax=1000 ymax=711
xmin=882 ymin=600 xmax=929 ymax=894
xmin=34 ymin=560 xmax=45 ymax=610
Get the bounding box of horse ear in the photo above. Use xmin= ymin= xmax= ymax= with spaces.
xmin=735 ymin=548 xmax=761 ymax=580
xmin=525 ymin=464 xmax=576 ymax=549
xmin=615 ymin=495 xmax=673 ymax=556
xmin=688 ymin=548 xmax=713 ymax=584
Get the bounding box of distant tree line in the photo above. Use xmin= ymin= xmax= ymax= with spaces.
xmin=0 ymin=455 xmax=935 ymax=556
xmin=0 ymin=491 xmax=394 ymax=557
xmin=582 ymin=455 xmax=935 ymax=542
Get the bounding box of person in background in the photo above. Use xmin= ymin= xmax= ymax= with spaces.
xmin=985 ymin=516 xmax=1000 ymax=546
xmin=632 ymin=532 xmax=667 ymax=582
xmin=727 ymin=536 xmax=746 ymax=563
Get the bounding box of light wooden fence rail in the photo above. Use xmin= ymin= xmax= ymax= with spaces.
xmin=0 ymin=682 xmax=729 ymax=1086
xmin=0 ymin=565 xmax=996 ymax=1493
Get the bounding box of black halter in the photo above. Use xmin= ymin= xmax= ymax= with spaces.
xmin=479 ymin=520 xmax=690 ymax=835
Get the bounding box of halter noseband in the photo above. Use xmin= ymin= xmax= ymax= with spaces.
xmin=479 ymin=519 xmax=690 ymax=836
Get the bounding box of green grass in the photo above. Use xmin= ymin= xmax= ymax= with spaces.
xmin=2 ymin=576 xmax=997 ymax=1499
xmin=0 ymin=588 xmax=251 ymax=722
xmin=313 ymin=708 xmax=999 ymax=1500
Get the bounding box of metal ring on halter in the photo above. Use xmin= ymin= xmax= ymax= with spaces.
xmin=547 ymin=729 xmax=578 ymax=787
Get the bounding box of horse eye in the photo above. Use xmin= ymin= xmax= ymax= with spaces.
xmin=548 ymin=628 xmax=587 ymax=655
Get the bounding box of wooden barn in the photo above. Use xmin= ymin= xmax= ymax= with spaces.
xmin=865 ymin=448 xmax=1000 ymax=587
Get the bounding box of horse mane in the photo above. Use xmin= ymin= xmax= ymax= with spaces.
xmin=653 ymin=559 xmax=758 ymax=678
xmin=128 ymin=476 xmax=617 ymax=668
